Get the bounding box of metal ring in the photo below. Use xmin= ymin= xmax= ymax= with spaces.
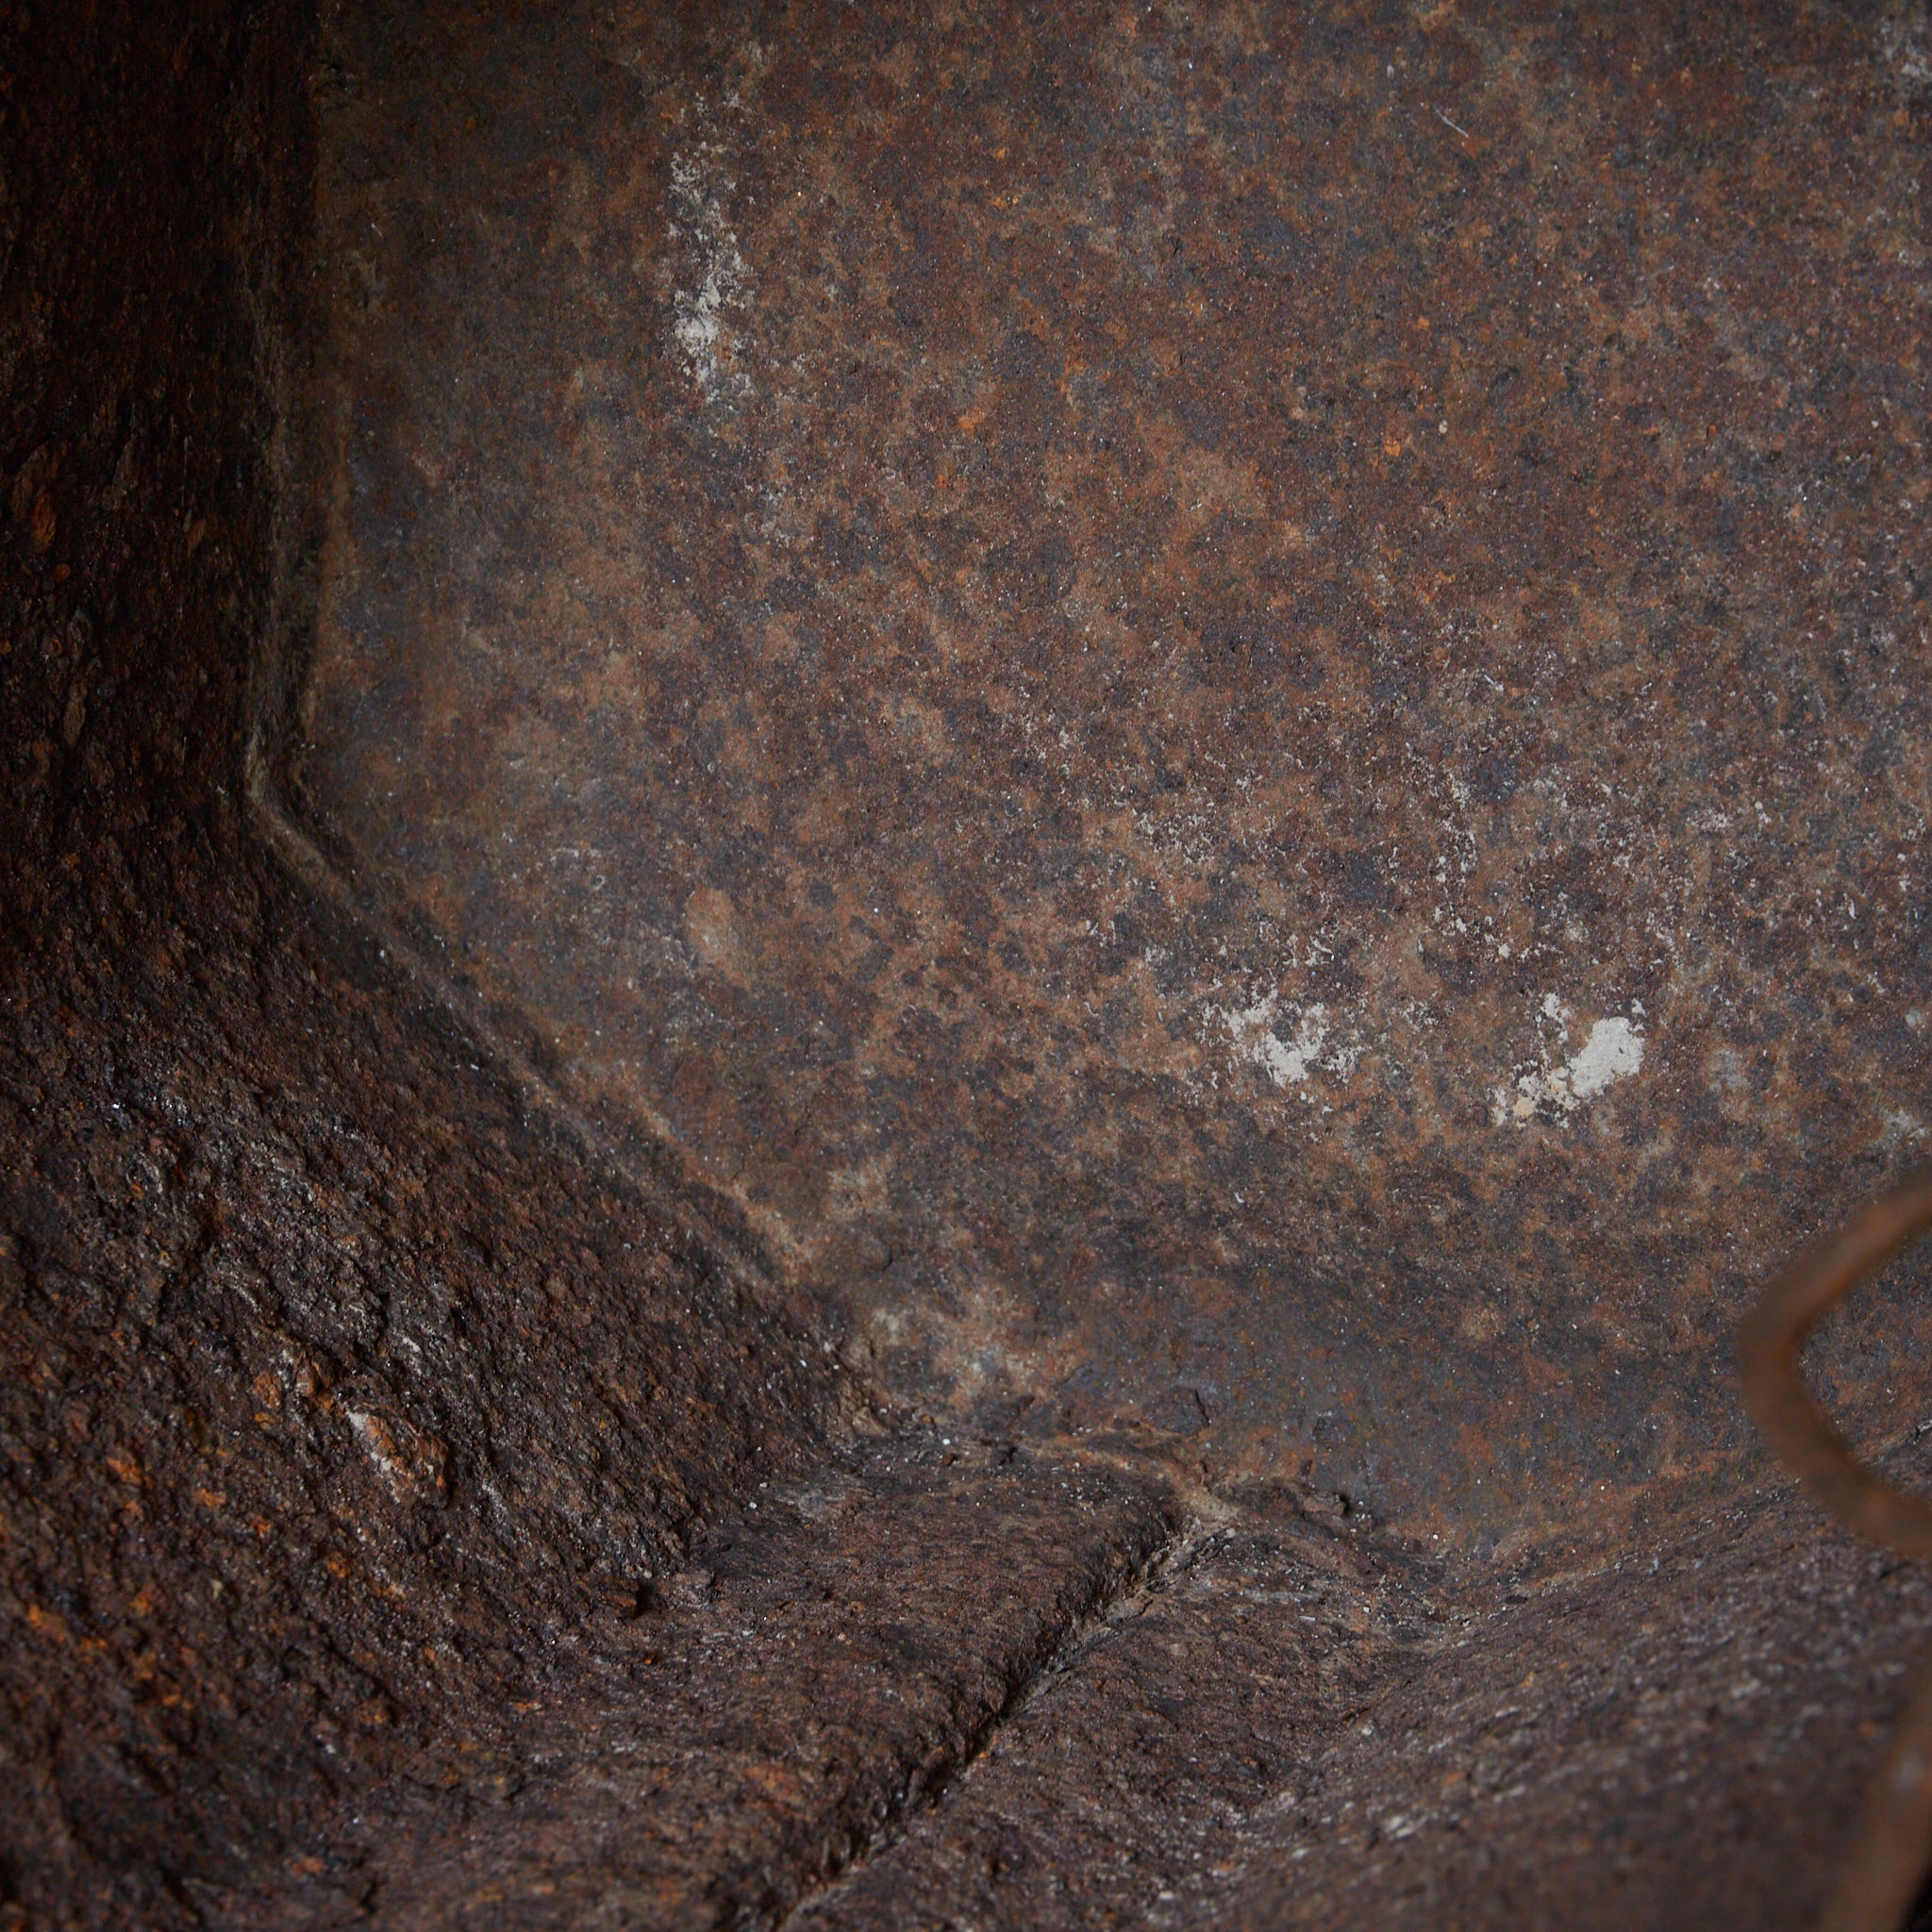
xmin=1740 ymin=1164 xmax=1932 ymax=1932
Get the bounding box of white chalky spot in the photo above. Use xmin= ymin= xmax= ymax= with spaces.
xmin=1223 ymin=992 xmax=1349 ymax=1091
xmin=1492 ymin=1006 xmax=1646 ymax=1124
xmin=667 ymin=125 xmax=751 ymax=405
xmin=1564 ymin=1016 xmax=1645 ymax=1098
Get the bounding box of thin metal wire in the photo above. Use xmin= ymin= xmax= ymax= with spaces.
xmin=1740 ymin=1166 xmax=1932 ymax=1932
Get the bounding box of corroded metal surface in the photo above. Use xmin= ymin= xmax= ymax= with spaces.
xmin=1205 ymin=1446 xmax=1932 ymax=1932
xmin=294 ymin=0 xmax=1932 ymax=1550
xmin=805 ymin=1462 xmax=1932 ymax=1932
xmin=797 ymin=1507 xmax=1454 ymax=1931
xmin=320 ymin=1439 xmax=1175 ymax=1930
xmin=11 ymin=1 xmax=1932 ymax=1924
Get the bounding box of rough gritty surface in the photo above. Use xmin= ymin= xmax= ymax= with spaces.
xmin=1208 ymin=1441 xmax=1932 ymax=1932
xmin=283 ymin=1441 xmax=1174 ymax=1931
xmin=0 ymin=24 xmax=1193 ymax=1932
xmin=0 ymin=855 xmax=850 ymax=1925
xmin=8 ymin=0 xmax=1932 ymax=1928
xmin=295 ymin=0 xmax=1932 ymax=1548
xmin=797 ymin=1505 xmax=1455 ymax=1931
xmin=791 ymin=1453 xmax=1932 ymax=1932
xmin=0 ymin=5 xmax=1047 ymax=1924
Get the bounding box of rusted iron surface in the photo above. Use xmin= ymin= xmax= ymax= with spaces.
xmin=0 ymin=4 xmax=854 ymax=1919
xmin=305 ymin=1438 xmax=1176 ymax=1930
xmin=12 ymin=0 xmax=1932 ymax=1924
xmin=798 ymin=1505 xmax=1456 ymax=1931
xmin=1741 ymin=1170 xmax=1932 ymax=1932
xmin=1189 ymin=1451 xmax=1932 ymax=1932
xmin=0 ymin=863 xmax=836 ymax=1926
xmin=293 ymin=0 xmax=1932 ymax=1550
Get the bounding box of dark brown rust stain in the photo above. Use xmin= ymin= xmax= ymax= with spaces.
xmin=290 ymin=0 xmax=1932 ymax=1549
xmin=321 ymin=1438 xmax=1176 ymax=1932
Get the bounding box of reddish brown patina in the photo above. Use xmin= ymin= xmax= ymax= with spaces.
xmin=291 ymin=0 xmax=1932 ymax=1552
